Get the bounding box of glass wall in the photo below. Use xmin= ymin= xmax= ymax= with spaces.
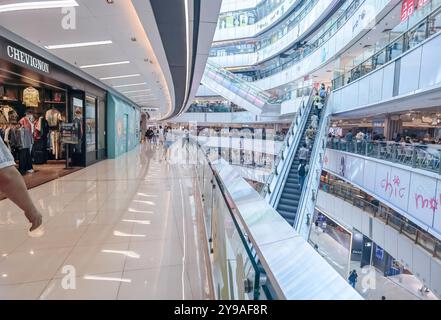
xmin=106 ymin=93 xmax=141 ymax=158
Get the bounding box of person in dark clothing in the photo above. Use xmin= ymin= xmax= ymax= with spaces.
xmin=298 ymin=160 xmax=309 ymax=189
xmin=145 ymin=128 xmax=154 ymax=143
xmin=348 ymin=270 xmax=358 ymax=288
xmin=345 ymin=130 xmax=353 ymax=152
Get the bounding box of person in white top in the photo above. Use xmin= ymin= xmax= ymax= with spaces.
xmin=311 ymin=114 xmax=319 ymax=129
xmin=162 ymin=128 xmax=174 ymax=160
xmin=158 ymin=126 xmax=165 ymax=145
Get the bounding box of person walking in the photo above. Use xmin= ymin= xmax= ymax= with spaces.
xmin=162 ymin=129 xmax=173 ymax=161
xmin=0 ymin=136 xmax=42 ymax=233
xmin=145 ymin=128 xmax=154 ymax=144
xmin=182 ymin=127 xmax=190 ymax=148
xmin=158 ymin=126 xmax=165 ymax=146
xmin=348 ymin=269 xmax=358 ymax=288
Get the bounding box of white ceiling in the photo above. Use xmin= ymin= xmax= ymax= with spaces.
xmin=0 ymin=0 xmax=173 ymax=115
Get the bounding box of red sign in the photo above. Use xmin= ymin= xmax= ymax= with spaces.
xmin=401 ymin=0 xmax=415 ymax=22
xmin=401 ymin=0 xmax=429 ymax=22
xmin=417 ymin=0 xmax=429 ymax=9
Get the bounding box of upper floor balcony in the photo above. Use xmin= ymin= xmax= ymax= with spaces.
xmin=329 ymin=5 xmax=441 ymax=116
xmin=214 ymin=0 xmax=303 ymax=42
xmin=210 ymin=0 xmax=338 ymax=66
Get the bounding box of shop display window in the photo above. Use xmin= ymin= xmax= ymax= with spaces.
xmin=0 ymin=83 xmax=68 ymax=175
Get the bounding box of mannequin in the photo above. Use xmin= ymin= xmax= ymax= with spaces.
xmin=45 ymin=106 xmax=62 ymax=128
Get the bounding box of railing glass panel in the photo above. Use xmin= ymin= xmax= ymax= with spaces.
xmin=327 ymin=140 xmax=441 ymax=175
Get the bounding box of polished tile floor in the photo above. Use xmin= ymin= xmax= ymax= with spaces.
xmin=0 ymin=143 xmax=212 ymax=300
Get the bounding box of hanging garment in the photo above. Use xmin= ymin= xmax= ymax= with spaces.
xmin=45 ymin=108 xmax=62 ymax=128
xmin=4 ymin=127 xmax=11 ymax=149
xmin=19 ymin=127 xmax=33 ymax=149
xmin=23 ymin=87 xmax=40 ymax=108
xmin=18 ymin=148 xmax=33 ymax=174
xmin=0 ymin=109 xmax=7 ymax=124
xmin=1 ymin=105 xmax=18 ymax=123
xmin=19 ymin=116 xmax=33 ymax=132
xmin=50 ymin=130 xmax=61 ymax=159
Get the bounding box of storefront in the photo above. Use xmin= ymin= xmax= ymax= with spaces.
xmin=107 ymin=93 xmax=141 ymax=158
xmin=0 ymin=35 xmax=107 ymax=185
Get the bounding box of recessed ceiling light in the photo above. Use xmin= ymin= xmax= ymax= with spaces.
xmin=106 ymin=0 xmax=114 ymax=4
xmin=129 ymin=94 xmax=155 ymax=98
xmin=0 ymin=0 xmax=78 ymax=13
xmin=80 ymin=61 xmax=130 ymax=69
xmin=113 ymin=82 xmax=148 ymax=88
xmin=45 ymin=40 xmax=113 ymax=50
xmin=100 ymin=74 xmax=141 ymax=80
xmin=122 ymin=89 xmax=152 ymax=94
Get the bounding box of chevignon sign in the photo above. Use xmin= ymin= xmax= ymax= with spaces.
xmin=6 ymin=45 xmax=50 ymax=74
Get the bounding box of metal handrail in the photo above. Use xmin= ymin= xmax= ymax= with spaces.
xmin=332 ymin=3 xmax=441 ymax=89
xmin=319 ymin=180 xmax=441 ymax=259
xmin=190 ymin=136 xmax=268 ymax=300
xmin=253 ymin=0 xmax=364 ymax=80
xmin=205 ymin=60 xmax=273 ymax=102
xmin=212 ymin=0 xmax=319 ymax=55
xmin=327 ymin=140 xmax=441 ymax=175
xmin=294 ymin=96 xmax=330 ymax=237
xmin=218 ymin=0 xmax=303 ymax=29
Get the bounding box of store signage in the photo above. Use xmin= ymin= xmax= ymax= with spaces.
xmin=61 ymin=123 xmax=80 ymax=144
xmin=401 ymin=0 xmax=428 ymax=22
xmin=6 ymin=45 xmax=50 ymax=74
xmin=401 ymin=0 xmax=415 ymax=22
xmin=141 ymin=107 xmax=158 ymax=112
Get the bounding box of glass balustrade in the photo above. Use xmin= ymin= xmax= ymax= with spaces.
xmin=253 ymin=0 xmax=364 ymax=79
xmin=193 ymin=140 xmax=270 ymax=299
xmin=319 ymin=180 xmax=441 ymax=259
xmin=211 ymin=0 xmax=319 ymax=57
xmin=332 ymin=4 xmax=441 ymax=89
xmin=326 ymin=140 xmax=441 ymax=174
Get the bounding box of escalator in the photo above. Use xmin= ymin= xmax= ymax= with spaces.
xmin=275 ymin=101 xmax=318 ymax=225
xmin=201 ymin=60 xmax=280 ymax=115
xmin=266 ymin=89 xmax=327 ymax=227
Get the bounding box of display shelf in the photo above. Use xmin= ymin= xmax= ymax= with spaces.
xmin=0 ymin=99 xmax=18 ymax=102
xmin=44 ymin=101 xmax=66 ymax=104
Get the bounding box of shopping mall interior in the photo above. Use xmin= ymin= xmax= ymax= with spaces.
xmin=0 ymin=0 xmax=440 ymax=301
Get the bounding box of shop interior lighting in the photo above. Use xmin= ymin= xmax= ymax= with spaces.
xmin=80 ymin=61 xmax=130 ymax=69
xmin=45 ymin=40 xmax=113 ymax=50
xmin=100 ymin=74 xmax=140 ymax=80
xmin=113 ymin=82 xmax=147 ymax=88
xmin=0 ymin=0 xmax=78 ymax=13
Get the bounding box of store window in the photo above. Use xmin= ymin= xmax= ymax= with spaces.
xmin=85 ymin=96 xmax=97 ymax=154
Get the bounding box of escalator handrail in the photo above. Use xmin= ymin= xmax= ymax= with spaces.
xmin=205 ymin=60 xmax=274 ymax=102
xmin=294 ymin=94 xmax=330 ymax=235
xmin=262 ymin=88 xmax=316 ymax=204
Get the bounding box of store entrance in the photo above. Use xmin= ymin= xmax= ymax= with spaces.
xmin=0 ymin=67 xmax=80 ymax=196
